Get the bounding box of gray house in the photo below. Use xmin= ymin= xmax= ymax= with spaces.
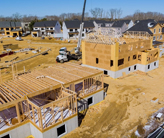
xmin=62 ymin=20 xmax=95 ymax=39
xmin=118 ymin=20 xmax=134 ymax=29
xmin=32 ymin=21 xmax=61 ymax=37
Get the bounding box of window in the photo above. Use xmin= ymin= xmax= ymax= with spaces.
xmin=140 ymin=46 xmax=144 ymax=48
xmin=6 ymin=32 xmax=10 ymax=35
xmin=6 ymin=28 xmax=9 ymax=30
xmin=25 ymin=24 xmax=28 ymax=26
xmin=69 ymin=34 xmax=73 ymax=37
xmin=129 ymin=67 xmax=131 ymax=71
xmin=46 ymin=28 xmax=49 ymax=30
xmin=1 ymin=28 xmax=3 ymax=30
xmin=75 ymin=29 xmax=77 ymax=31
xmin=50 ymin=28 xmax=53 ymax=30
xmin=154 ymin=62 xmax=156 ymax=66
xmin=134 ymin=65 xmax=137 ymax=70
xmin=159 ymin=28 xmax=161 ymax=33
xmin=128 ymin=56 xmax=130 ymax=61
xmin=11 ymin=28 xmax=13 ymax=30
xmin=41 ymin=28 xmax=44 ymax=30
xmin=88 ymin=97 xmax=93 ymax=105
xmin=82 ymin=33 xmax=84 ymax=37
xmin=138 ymin=55 xmax=141 ymax=61
xmin=57 ymin=124 xmax=66 ymax=137
xmin=35 ymin=28 xmax=38 ymax=30
xmin=148 ymin=65 xmax=150 ymax=69
xmin=51 ymin=32 xmax=54 ymax=34
xmin=110 ymin=60 xmax=113 ymax=67
xmin=157 ymin=36 xmax=159 ymax=40
xmin=133 ymin=55 xmax=136 ymax=60
xmin=96 ymin=58 xmax=99 ymax=64
xmin=160 ymin=35 xmax=162 ymax=40
xmin=70 ymin=29 xmax=73 ymax=32
xmin=153 ymin=36 xmax=156 ymax=41
xmin=154 ymin=29 xmax=156 ymax=34
xmin=118 ymin=58 xmax=124 ymax=66
xmin=1 ymin=134 xmax=10 ymax=138
xmin=104 ymin=70 xmax=108 ymax=75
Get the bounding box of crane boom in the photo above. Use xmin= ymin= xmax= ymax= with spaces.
xmin=77 ymin=0 xmax=87 ymax=50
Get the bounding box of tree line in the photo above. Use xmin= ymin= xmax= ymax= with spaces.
xmin=1 ymin=9 xmax=164 ymax=31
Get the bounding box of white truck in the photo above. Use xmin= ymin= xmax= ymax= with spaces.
xmin=56 ymin=47 xmax=82 ymax=63
xmin=56 ymin=0 xmax=86 ymax=63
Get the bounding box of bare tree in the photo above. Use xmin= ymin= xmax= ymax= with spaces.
xmin=117 ymin=8 xmax=122 ymax=19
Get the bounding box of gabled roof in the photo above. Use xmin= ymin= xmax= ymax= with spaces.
xmin=112 ymin=21 xmax=125 ymax=28
xmin=94 ymin=20 xmax=114 ymax=24
xmin=0 ymin=21 xmax=21 ymax=28
xmin=134 ymin=19 xmax=157 ymax=24
xmin=126 ymin=19 xmax=158 ymax=35
xmin=158 ymin=21 xmax=164 ymax=24
xmin=64 ymin=20 xmax=94 ymax=29
xmin=33 ymin=21 xmax=58 ymax=27
xmin=119 ymin=20 xmax=132 ymax=24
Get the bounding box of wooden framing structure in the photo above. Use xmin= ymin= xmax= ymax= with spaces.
xmin=0 ymin=63 xmax=103 ymax=133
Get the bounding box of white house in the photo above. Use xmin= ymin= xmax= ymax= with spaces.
xmin=32 ymin=21 xmax=61 ymax=37
xmin=62 ymin=20 xmax=95 ymax=40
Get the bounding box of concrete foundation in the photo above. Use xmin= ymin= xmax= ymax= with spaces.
xmin=82 ymin=60 xmax=159 ymax=79
xmin=0 ymin=115 xmax=78 ymax=138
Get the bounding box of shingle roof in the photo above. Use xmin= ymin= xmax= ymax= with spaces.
xmin=33 ymin=21 xmax=58 ymax=27
xmin=153 ymin=41 xmax=163 ymax=46
xmin=158 ymin=21 xmax=164 ymax=24
xmin=0 ymin=21 xmax=21 ymax=28
xmin=126 ymin=19 xmax=157 ymax=35
xmin=64 ymin=20 xmax=94 ymax=29
xmin=134 ymin=19 xmax=157 ymax=24
xmin=119 ymin=20 xmax=131 ymax=24
xmin=112 ymin=21 xmax=125 ymax=27
xmin=94 ymin=20 xmax=114 ymax=24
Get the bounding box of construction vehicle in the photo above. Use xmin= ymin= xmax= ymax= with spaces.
xmin=56 ymin=0 xmax=86 ymax=63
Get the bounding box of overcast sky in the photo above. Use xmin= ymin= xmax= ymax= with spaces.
xmin=0 ymin=0 xmax=164 ymax=18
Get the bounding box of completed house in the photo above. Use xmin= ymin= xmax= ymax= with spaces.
xmin=62 ymin=20 xmax=95 ymax=39
xmin=32 ymin=21 xmax=61 ymax=37
xmin=0 ymin=21 xmax=22 ymax=37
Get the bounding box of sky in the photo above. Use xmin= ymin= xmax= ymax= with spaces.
xmin=0 ymin=0 xmax=164 ymax=18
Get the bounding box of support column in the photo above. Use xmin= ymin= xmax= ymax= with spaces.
xmin=16 ymin=103 xmax=21 ymax=123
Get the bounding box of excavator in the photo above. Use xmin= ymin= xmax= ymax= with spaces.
xmin=56 ymin=0 xmax=87 ymax=63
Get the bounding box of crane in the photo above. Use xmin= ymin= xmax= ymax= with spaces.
xmin=56 ymin=0 xmax=87 ymax=63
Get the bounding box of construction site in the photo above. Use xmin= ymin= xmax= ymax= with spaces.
xmin=0 ymin=21 xmax=163 ymax=138
xmin=1 ymin=0 xmax=164 ymax=138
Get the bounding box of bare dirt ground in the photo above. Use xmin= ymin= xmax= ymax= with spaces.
xmin=0 ymin=36 xmax=77 ymax=82
xmin=64 ymin=57 xmax=164 ymax=138
xmin=1 ymin=36 xmax=164 ymax=138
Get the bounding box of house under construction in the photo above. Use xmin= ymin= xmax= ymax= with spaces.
xmin=0 ymin=63 xmax=104 ymax=138
xmin=82 ymin=28 xmax=160 ymax=78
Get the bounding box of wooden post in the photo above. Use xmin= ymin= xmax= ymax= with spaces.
xmin=16 ymin=103 xmax=21 ymax=123
xmin=75 ymin=94 xmax=77 ymax=113
xmin=12 ymin=63 xmax=15 ymax=80
xmin=38 ymin=108 xmax=43 ymax=130
xmin=102 ymin=74 xmax=104 ymax=88
xmin=24 ymin=66 xmax=25 ymax=73
xmin=0 ymin=69 xmax=2 ymax=83
xmin=83 ymin=80 xmax=84 ymax=94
